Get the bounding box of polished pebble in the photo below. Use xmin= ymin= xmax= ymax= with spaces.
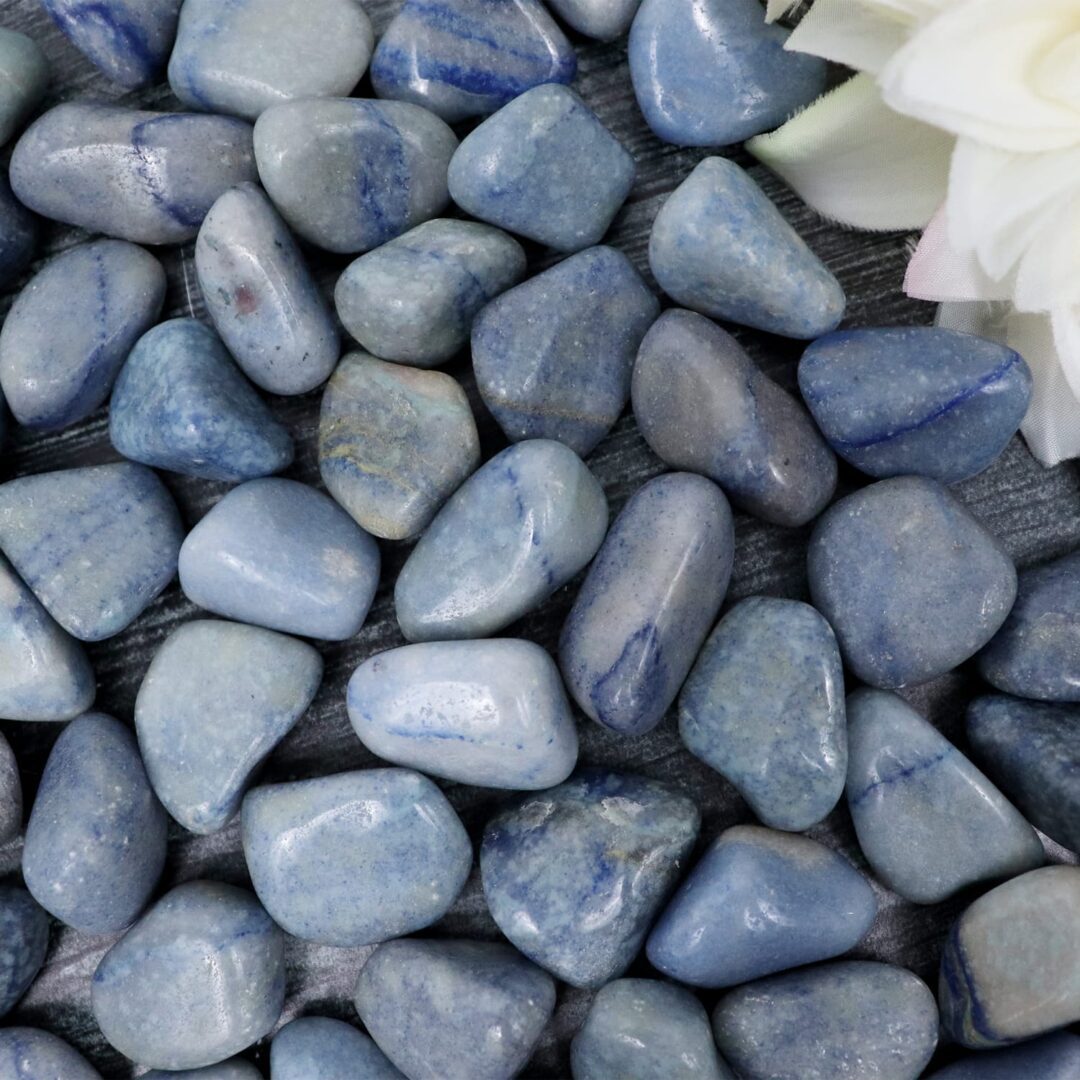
xmin=927 ymin=1032 xmax=1080 ymax=1080
xmin=0 ymin=886 xmax=48 ymax=1017
xmin=196 ymin=182 xmax=339 ymax=395
xmin=0 ymin=731 xmax=19 ymax=842
xmin=482 ymin=769 xmax=700 ymax=988
xmin=0 ymin=1028 xmax=101 ymax=1079
xmin=448 ymin=85 xmax=636 ymax=253
xmin=319 ymin=351 xmax=480 ymax=540
xmin=0 ymin=29 xmax=47 ymax=145
xmin=110 ymin=318 xmax=294 ymax=482
xmin=0 ymin=173 xmax=37 ymax=288
xmin=271 ymin=1017 xmax=404 ymax=1080
xmin=647 ymin=825 xmax=877 ymax=989
xmin=92 ymin=880 xmax=284 ymax=1070
xmin=808 ymin=476 xmax=1017 ymax=687
xmin=548 ymin=0 xmax=642 ymax=40
xmin=472 ymin=246 xmax=660 ymax=455
xmin=560 ymin=473 xmax=734 ymax=736
xmin=0 ymin=239 xmax=165 ymax=429
xmin=142 ymin=1061 xmax=262 ymax=1080
xmin=395 ymin=439 xmax=608 ymax=640
xmin=10 ymin=103 xmax=255 ymax=245
xmin=135 ymin=620 xmax=322 ymax=834
xmin=680 ymin=596 xmax=846 ymax=832
xmin=633 ymin=309 xmax=837 ymax=526
xmin=649 ymin=158 xmax=845 ymax=338
xmin=355 ymin=938 xmax=556 ymax=1080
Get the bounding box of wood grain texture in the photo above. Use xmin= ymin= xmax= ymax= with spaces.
xmin=0 ymin=1 xmax=1077 ymax=1076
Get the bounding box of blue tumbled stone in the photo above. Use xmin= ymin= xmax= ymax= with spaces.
xmin=649 ymin=158 xmax=845 ymax=338
xmin=548 ymin=0 xmax=643 ymax=41
xmin=647 ymin=825 xmax=877 ymax=989
xmin=143 ymin=1061 xmax=262 ymax=1080
xmin=0 ymin=1028 xmax=100 ymax=1079
xmin=271 ymin=1017 xmax=403 ymax=1080
xmin=928 ymin=1032 xmax=1080 ymax=1080
xmin=0 ymin=886 xmax=48 ymax=1017
xmin=0 ymin=731 xmax=19 ymax=842
xmin=472 ymin=246 xmax=660 ymax=455
xmin=0 ymin=173 xmax=37 ymax=289
xmin=449 ymin=85 xmax=636 ymax=253
xmin=482 ymin=769 xmax=700 ymax=987
xmin=560 ymin=473 xmax=734 ymax=736
xmin=0 ymin=29 xmax=47 ymax=146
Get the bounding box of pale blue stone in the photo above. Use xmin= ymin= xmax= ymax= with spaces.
xmin=371 ymin=0 xmax=576 ymax=124
xmin=92 ymin=880 xmax=284 ymax=1070
xmin=196 ymin=183 xmax=339 ymax=395
xmin=472 ymin=246 xmax=660 ymax=455
xmin=0 ymin=886 xmax=48 ymax=1017
xmin=24 ymin=712 xmax=166 ymax=934
xmin=271 ymin=1017 xmax=404 ymax=1080
xmin=110 ymin=318 xmax=294 ymax=483
xmin=354 ymin=938 xmax=556 ymax=1080
xmin=481 ymin=769 xmax=700 ymax=988
xmin=560 ymin=473 xmax=734 ymax=736
xmin=928 ymin=1033 xmax=1080 ymax=1080
xmin=0 ymin=462 xmax=183 ymax=642
xmin=646 ymin=825 xmax=877 ymax=989
xmin=254 ymin=98 xmax=457 ymax=254
xmin=679 ymin=596 xmax=846 ymax=832
xmin=10 ymin=104 xmax=255 ymax=245
xmin=548 ymin=0 xmax=643 ymax=41
xmin=0 ymin=239 xmax=165 ymax=429
xmin=0 ymin=173 xmax=37 ymax=289
xmin=180 ymin=478 xmax=380 ymax=641
xmin=395 ymin=439 xmax=608 ymax=641
xmin=808 ymin=476 xmax=1017 ymax=688
xmin=448 ymin=85 xmax=636 ymax=253
xmin=135 ymin=619 xmax=322 ymax=834
xmin=649 ymin=158 xmax=845 ymax=338
xmin=347 ymin=639 xmax=579 ymax=789
xmin=0 ymin=29 xmax=48 ymax=146
xmin=143 ymin=1061 xmax=262 ymax=1080
xmin=0 ymin=731 xmax=19 ymax=842
xmin=0 ymin=1028 xmax=100 ymax=1079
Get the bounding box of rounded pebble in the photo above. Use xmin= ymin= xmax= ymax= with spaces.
xmin=270 ymin=1016 xmax=404 ymax=1080
xmin=0 ymin=1027 xmax=101 ymax=1079
xmin=0 ymin=28 xmax=48 ymax=145
xmin=0 ymin=886 xmax=49 ymax=1017
xmin=0 ymin=730 xmax=21 ymax=842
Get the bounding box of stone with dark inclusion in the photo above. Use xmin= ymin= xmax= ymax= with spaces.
xmin=0 ymin=886 xmax=48 ymax=1017
xmin=0 ymin=1028 xmax=100 ymax=1079
xmin=271 ymin=1017 xmax=403 ymax=1080
xmin=927 ymin=1032 xmax=1080 ymax=1080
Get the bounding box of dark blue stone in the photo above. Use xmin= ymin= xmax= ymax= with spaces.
xmin=928 ymin=1033 xmax=1080 ymax=1079
xmin=0 ymin=1028 xmax=100 ymax=1079
xmin=0 ymin=886 xmax=48 ymax=1017
xmin=0 ymin=29 xmax=48 ymax=147
xmin=0 ymin=172 xmax=36 ymax=289
xmin=271 ymin=1017 xmax=403 ymax=1080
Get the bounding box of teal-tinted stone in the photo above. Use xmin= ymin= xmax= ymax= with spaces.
xmin=0 ymin=886 xmax=48 ymax=1017
xmin=271 ymin=1017 xmax=403 ymax=1080
xmin=928 ymin=1033 xmax=1080 ymax=1080
xmin=0 ymin=29 xmax=47 ymax=145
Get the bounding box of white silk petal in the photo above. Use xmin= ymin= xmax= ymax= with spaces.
xmin=906 ymin=210 xmax=1014 ymax=303
xmin=1051 ymin=305 xmax=1080 ymax=403
xmin=765 ymin=0 xmax=801 ymax=23
xmin=784 ymin=0 xmax=911 ymax=73
xmin=1015 ymin=195 xmax=1080 ymax=315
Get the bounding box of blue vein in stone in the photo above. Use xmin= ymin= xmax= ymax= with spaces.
xmin=850 ymin=746 xmax=954 ymax=807
xmin=376 ymin=47 xmax=560 ymax=102
xmin=940 ymin=922 xmax=997 ymax=1044
xmin=355 ymin=104 xmax=408 ymax=248
xmin=56 ymin=1 xmax=159 ymax=79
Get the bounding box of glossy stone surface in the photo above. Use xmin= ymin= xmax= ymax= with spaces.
xmin=0 ymin=29 xmax=47 ymax=145
xmin=448 ymin=85 xmax=636 ymax=253
xmin=646 ymin=825 xmax=877 ymax=989
xmin=0 ymin=886 xmax=48 ymax=1017
xmin=92 ymin=880 xmax=284 ymax=1070
xmin=355 ymin=938 xmax=556 ymax=1080
xmin=196 ymin=183 xmax=338 ymax=395
xmin=0 ymin=731 xmax=19 ymax=842
xmin=472 ymin=246 xmax=660 ymax=455
xmin=10 ymin=103 xmax=255 ymax=245
xmin=712 ymin=961 xmax=939 ymax=1080
xmin=649 ymin=158 xmax=845 ymax=338
xmin=0 ymin=239 xmax=165 ymax=429
xmin=482 ymin=769 xmax=700 ymax=988
xmin=254 ymin=98 xmax=457 ymax=254
xmin=371 ymin=0 xmax=576 ymax=123
xmin=24 ymin=712 xmax=167 ymax=934
xmin=0 ymin=462 xmax=183 ymax=642
xmin=135 ymin=620 xmax=322 ymax=834
xmin=0 ymin=1028 xmax=101 ymax=1079
xmin=395 ymin=439 xmax=608 ymax=640
xmin=633 ymin=310 xmax=837 ymax=526
xmin=319 ymin=351 xmax=480 ymax=540
xmin=808 ymin=476 xmax=1017 ymax=688
xmin=548 ymin=0 xmax=642 ymax=40
xmin=143 ymin=1062 xmax=262 ymax=1080
xmin=271 ymin=1017 xmax=404 ymax=1080
xmin=560 ymin=473 xmax=733 ymax=736
xmin=347 ymin=639 xmax=578 ymax=789
xmin=680 ymin=596 xmax=846 ymax=832
xmin=169 ymin=0 xmax=374 ymax=121
xmin=928 ymin=1033 xmax=1080 ymax=1080
xmin=110 ymin=318 xmax=294 ymax=482
xmin=180 ymin=478 xmax=380 ymax=641
xmin=0 ymin=173 xmax=37 ymax=288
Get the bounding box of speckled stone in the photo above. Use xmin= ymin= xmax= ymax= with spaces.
xmin=135 ymin=620 xmax=322 ymax=834
xmin=448 ymin=85 xmax=636 ymax=253
xmin=0 ymin=239 xmax=165 ymax=430
xmin=939 ymin=866 xmax=1080 ymax=1048
xmin=110 ymin=318 xmax=294 ymax=483
xmin=318 ymin=351 xmax=480 ymax=541
xmin=0 ymin=1028 xmax=101 ymax=1079
xmin=395 ymin=439 xmax=608 ymax=641
xmin=560 ymin=473 xmax=733 ymax=736
xmin=196 ymin=183 xmax=339 ymax=396
xmin=472 ymin=246 xmax=660 ymax=455
xmin=647 ymin=825 xmax=877 ymax=989
xmin=23 ymin=712 xmax=166 ymax=934
xmin=355 ymin=938 xmax=556 ymax=1080
xmin=10 ymin=103 xmax=255 ymax=245
xmin=0 ymin=29 xmax=47 ymax=146
xmin=928 ymin=1033 xmax=1080 ymax=1080
xmin=271 ymin=1017 xmax=404 ymax=1080
xmin=371 ymin=0 xmax=576 ymax=123
xmin=142 ymin=1062 xmax=262 ymax=1080
xmin=0 ymin=886 xmax=48 ymax=1017
xmin=679 ymin=596 xmax=846 ymax=832
xmin=548 ymin=0 xmax=642 ymax=40
xmin=348 ymin=639 xmax=578 ymax=789
xmin=0 ymin=462 xmax=183 ymax=642
xmin=0 ymin=731 xmax=19 ymax=842
xmin=255 ymin=98 xmax=457 ymax=254
xmin=0 ymin=173 xmax=37 ymax=288
xmin=482 ymin=769 xmax=700 ymax=988
xmin=169 ymin=0 xmax=374 ymax=121
xmin=713 ymin=961 xmax=939 ymax=1080
xmin=633 ymin=310 xmax=837 ymax=526
xmin=92 ymin=880 xmax=284 ymax=1071
xmin=649 ymin=158 xmax=845 ymax=338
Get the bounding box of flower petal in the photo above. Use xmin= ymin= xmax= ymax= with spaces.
xmin=765 ymin=0 xmax=801 ymax=23
xmin=1015 ymin=193 xmax=1080 ymax=315
xmin=784 ymin=0 xmax=912 ymax=73
xmin=905 ymin=208 xmax=1014 ymax=302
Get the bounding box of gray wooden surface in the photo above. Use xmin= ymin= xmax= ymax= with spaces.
xmin=0 ymin=1 xmax=1078 ymax=1076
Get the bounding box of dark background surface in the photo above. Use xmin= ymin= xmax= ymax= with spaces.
xmin=0 ymin=1 xmax=1078 ymax=1076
